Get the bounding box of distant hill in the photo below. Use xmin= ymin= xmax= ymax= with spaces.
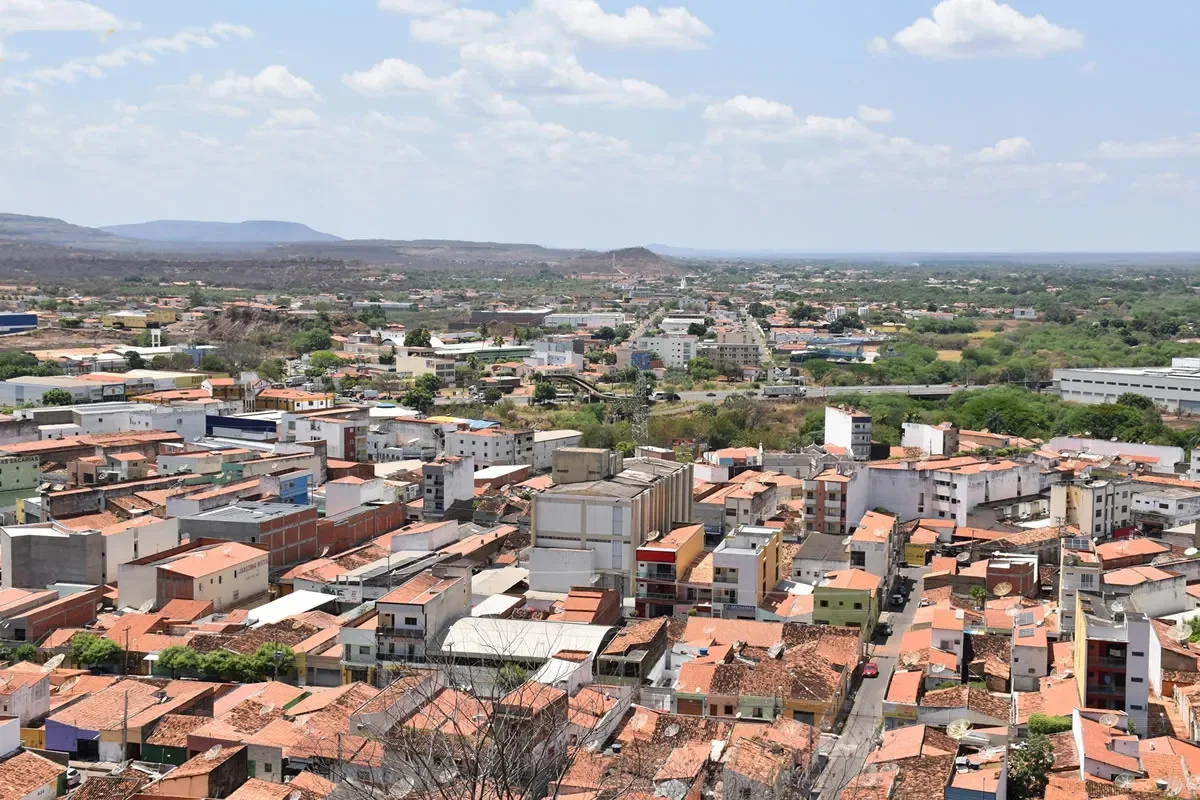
xmin=0 ymin=213 xmax=132 ymax=248
xmin=100 ymin=219 xmax=341 ymax=244
xmin=565 ymin=246 xmax=680 ymax=276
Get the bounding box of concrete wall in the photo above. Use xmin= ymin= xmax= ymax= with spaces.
xmin=1 ymin=529 xmax=103 ymax=590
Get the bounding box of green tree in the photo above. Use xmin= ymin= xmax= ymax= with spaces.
xmin=41 ymin=388 xmax=73 ymax=406
xmin=1116 ymin=392 xmax=1156 ymax=411
xmin=1007 ymin=733 xmax=1055 ymax=800
xmin=532 ymin=381 xmax=558 ymax=406
xmin=687 ymin=357 xmax=718 ymax=380
xmin=496 ymin=663 xmax=529 ymax=693
xmin=686 ymin=322 xmax=708 ymax=337
xmin=247 ymin=644 xmax=296 ymax=680
xmin=378 ymin=350 xmax=395 ymax=365
xmin=747 ymin=302 xmax=774 ymax=318
xmin=968 ymin=584 xmax=988 ymax=608
xmin=615 ymin=440 xmax=637 ymax=457
xmin=199 ymin=353 xmax=227 ymax=372
xmin=482 ymin=387 xmax=504 ymax=405
xmin=158 ymin=646 xmax=201 ymax=678
xmin=405 ymin=328 xmax=432 ymax=348
xmin=414 ymin=373 xmax=442 ymax=394
xmin=402 ymin=387 xmax=435 ymax=415
xmin=307 ymin=350 xmax=343 ymax=372
xmin=256 ymin=358 xmax=285 ymax=382
xmin=13 ymin=643 xmax=37 ymax=663
xmin=199 ymin=650 xmax=244 ymax=681
xmin=70 ymin=633 xmax=122 ymax=667
xmin=1027 ymin=714 xmax=1072 ymax=736
xmin=124 ymin=351 xmax=146 ymax=370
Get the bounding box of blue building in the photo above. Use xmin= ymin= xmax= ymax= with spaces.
xmin=0 ymin=313 xmax=38 ymax=334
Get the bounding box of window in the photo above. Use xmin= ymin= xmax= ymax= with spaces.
xmin=1080 ymin=574 xmax=1095 ymax=588
xmin=405 ymin=617 xmax=418 ymax=626
xmin=1131 ymin=677 xmax=1144 ymax=683
xmin=1130 ymin=704 xmax=1144 ymax=711
xmin=752 ymin=707 xmax=763 ymax=719
xmin=710 ymin=705 xmax=717 ymax=715
xmin=1132 ymin=651 xmax=1145 ymax=657
xmin=854 ymin=602 xmax=863 ymax=610
xmin=264 ymin=763 xmax=272 ymax=774
xmin=724 ymin=705 xmax=734 ymax=715
xmin=819 ymin=600 xmax=829 ymax=608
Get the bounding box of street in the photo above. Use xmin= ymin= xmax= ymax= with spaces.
xmin=814 ymin=565 xmax=928 ymax=799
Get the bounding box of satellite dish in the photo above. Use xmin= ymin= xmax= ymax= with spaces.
xmin=929 ymin=662 xmax=946 ymax=674
xmin=1171 ymin=624 xmax=1191 ymax=643
xmin=42 ymin=654 xmax=65 ymax=672
xmin=956 ymin=552 xmax=971 ymax=563
xmin=1152 ymin=554 xmax=1173 ymax=566
xmin=664 ymin=723 xmax=680 ymax=738
xmin=58 ymin=676 xmax=79 ymax=694
xmin=900 ymin=652 xmax=920 ymax=667
xmin=259 ymin=703 xmax=275 ymax=717
xmin=1111 ymin=599 xmax=1128 ymax=614
xmin=1187 ymin=548 xmax=1199 ymax=557
xmin=992 ymin=582 xmax=1012 ymax=597
xmin=286 ymin=793 xmax=303 ymax=800
xmin=1098 ymin=713 xmax=1120 ymax=728
xmin=946 ymin=719 xmax=972 ymax=740
xmin=138 ymin=598 xmax=155 ymax=614
xmin=204 ymin=745 xmax=223 ymax=760
xmin=1116 ymin=542 xmax=1130 ymax=554
xmin=1114 ymin=774 xmax=1136 ymax=790
xmin=319 ymin=545 xmax=331 ymax=558
xmin=841 ymin=537 xmax=852 ymax=546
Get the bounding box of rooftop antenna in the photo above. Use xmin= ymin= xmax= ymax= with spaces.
xmin=137 ymin=598 xmax=155 ymax=614
xmin=992 ymin=582 xmax=1012 ymax=598
xmin=1098 ymin=713 xmax=1120 ymax=728
xmin=42 ymin=654 xmax=65 ymax=672
xmin=1114 ymin=774 xmax=1136 ymax=790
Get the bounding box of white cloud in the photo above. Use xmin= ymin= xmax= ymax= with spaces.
xmin=1129 ymin=171 xmax=1198 ymax=196
xmin=1078 ymin=61 xmax=1096 ymax=74
xmin=377 ymin=0 xmax=449 ymax=13
xmin=886 ymin=0 xmax=1084 ymax=59
xmin=181 ymin=131 xmax=220 ymax=147
xmin=411 ymin=8 xmax=502 ymax=45
xmin=2 ymin=22 xmax=253 ymax=93
xmin=858 ymin=105 xmax=893 ymax=123
xmin=364 ymin=110 xmax=435 ymax=133
xmin=866 ymin=36 xmax=890 ymax=54
xmin=971 ymin=160 xmax=1105 ymax=186
xmin=458 ymin=116 xmax=631 ymax=164
xmin=196 ymin=103 xmax=251 ymax=118
xmin=532 ymin=0 xmax=711 ymax=48
xmin=1089 ymin=133 xmax=1200 ymax=160
xmin=968 ymin=135 xmax=1031 ymax=162
xmin=206 ymin=65 xmax=320 ymax=104
xmin=0 ymin=0 xmax=117 ymax=33
xmin=260 ymin=107 xmax=322 ymax=129
xmin=343 ymin=58 xmax=465 ymax=98
xmin=703 ymin=95 xmax=794 ymax=124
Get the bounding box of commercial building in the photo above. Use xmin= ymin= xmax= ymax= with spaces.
xmin=660 ymin=316 xmax=705 ymax=335
xmin=824 ymin=407 xmax=872 ymax=461
xmin=0 ymin=375 xmax=125 ymax=407
xmin=1 ymin=516 xmax=180 ymax=590
xmin=698 ymin=329 xmax=760 ymax=369
xmin=254 ymin=389 xmax=334 ymax=412
xmin=633 ymin=336 xmax=697 ymax=369
xmin=0 ymin=313 xmax=38 ymax=334
xmin=868 ymin=456 xmax=1044 ymax=526
xmin=1055 ymin=358 xmax=1200 ymax=412
xmin=530 ymin=450 xmax=693 ymax=596
xmin=149 ymin=540 xmax=269 ymax=611
xmin=1131 ymin=486 xmax=1200 ymax=533
xmin=283 ymin=411 xmax=368 ymax=461
xmin=376 ymin=571 xmax=471 ymax=665
xmin=543 ymin=312 xmax=626 ymax=329
xmin=446 ymin=428 xmax=534 ymax=467
xmin=1046 ymin=437 xmax=1185 ymax=476
xmin=1051 ymin=477 xmax=1134 ymax=537
xmin=710 ymin=525 xmax=782 ymax=620
xmin=391 ymin=354 xmax=457 ymax=386
xmin=178 ymin=502 xmax=320 ymax=568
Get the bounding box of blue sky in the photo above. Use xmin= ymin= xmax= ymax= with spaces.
xmin=1 ymin=0 xmax=1198 ymax=251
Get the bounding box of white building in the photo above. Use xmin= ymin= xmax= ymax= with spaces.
xmin=824 ymin=407 xmax=872 ymax=461
xmin=533 ymin=429 xmax=583 ymax=471
xmin=1132 ymin=487 xmax=1200 ymax=532
xmin=900 ymin=422 xmax=959 ymax=457
xmin=633 ymin=335 xmax=698 ymax=369
xmin=849 ymin=510 xmax=898 ymax=582
xmin=530 ymin=451 xmax=693 ymax=597
xmin=543 ymin=312 xmax=626 ymax=330
xmin=422 ymin=456 xmax=475 ymax=520
xmin=1055 ymin=359 xmax=1200 ymax=412
xmin=1051 ymin=477 xmax=1133 ymax=538
xmin=325 ymin=476 xmax=397 ymax=517
xmin=660 ymin=316 xmax=705 ymax=335
xmin=1046 ymin=437 xmax=1185 ymax=476
xmin=446 ymin=428 xmax=534 ymax=468
xmin=1013 ymin=308 xmax=1037 ymax=320
xmin=711 ymin=525 xmax=781 ymax=620
xmin=0 ymin=667 xmax=49 ymax=724
xmin=391 ymin=354 xmax=457 ymax=386
xmin=868 ymin=456 xmax=1044 ymax=526
xmin=376 ymin=571 xmax=471 ymax=664
xmin=141 ymin=540 xmax=269 ymax=612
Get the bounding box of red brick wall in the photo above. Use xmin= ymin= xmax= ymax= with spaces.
xmin=258 ymin=507 xmax=320 ymax=567
xmin=23 ymin=588 xmax=104 ymax=642
xmin=317 ymin=501 xmax=408 ymax=557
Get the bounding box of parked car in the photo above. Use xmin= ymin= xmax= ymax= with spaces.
xmin=890 ymin=593 xmax=905 ymax=608
xmin=862 ymin=662 xmax=879 ymax=678
xmin=66 ymin=769 xmax=81 ymax=788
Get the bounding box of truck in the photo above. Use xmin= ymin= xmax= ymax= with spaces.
xmin=763 ymin=384 xmax=807 ymax=398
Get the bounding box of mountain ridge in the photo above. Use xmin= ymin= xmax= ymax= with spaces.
xmin=101 ymin=219 xmax=341 ymax=244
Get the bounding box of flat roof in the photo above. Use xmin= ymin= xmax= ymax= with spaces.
xmin=185 ymin=501 xmax=312 ymax=523
xmin=246 ymin=590 xmax=339 ymax=627
xmin=440 ymin=617 xmax=613 ymax=660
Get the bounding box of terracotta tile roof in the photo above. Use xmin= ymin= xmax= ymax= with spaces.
xmin=402 ymin=688 xmax=491 ymax=737
xmin=0 ymin=752 xmax=65 ymax=799
xmin=820 ymin=568 xmax=881 ymax=592
xmin=892 ymin=754 xmax=955 ymax=800
xmin=723 ymin=735 xmax=789 ymax=785
xmin=158 ymin=599 xmax=214 ymax=621
xmin=158 ymin=541 xmax=267 ymax=579
xmin=682 ymin=617 xmax=783 ymax=648
xmin=377 ymin=571 xmax=463 ymax=605
xmin=653 ymin=742 xmax=709 ymax=782
xmin=604 ymin=618 xmax=667 ymax=656
xmin=69 ymin=775 xmax=150 ymax=800
xmin=866 ymin=725 xmax=955 ymax=765
xmin=288 ymin=771 xmax=338 ymax=799
xmin=885 ymin=670 xmax=922 ymax=705
xmin=1096 ymin=537 xmax=1170 ymax=561
xmin=500 ymin=681 xmax=567 ymax=713
xmin=932 ymin=606 xmax=966 ymax=631
xmin=852 ymin=510 xmax=895 ymax=543
xmin=842 ymin=770 xmax=899 ymax=800
xmin=166 ymin=744 xmax=244 ymax=779
xmin=677 ymin=551 xmax=713 ymax=586
xmin=1078 ymin=715 xmax=1141 ymax=772
xmin=1104 ymin=565 xmax=1178 ymax=586
xmin=145 ymin=714 xmax=210 ymax=748
xmin=1046 ymin=732 xmax=1080 ymax=772
xmin=922 ymin=686 xmax=1011 ymax=722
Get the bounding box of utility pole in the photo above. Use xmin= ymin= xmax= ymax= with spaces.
xmin=120 ymin=688 xmax=129 ymax=758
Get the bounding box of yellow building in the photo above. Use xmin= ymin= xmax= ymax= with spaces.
xmin=906 ymin=525 xmax=940 ymax=566
xmin=99 ymin=309 xmax=177 ymax=328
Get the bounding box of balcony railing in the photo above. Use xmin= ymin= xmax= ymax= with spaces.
xmin=1090 ymin=656 xmax=1128 ymax=669
xmin=636 ymin=588 xmax=677 ymax=600
xmin=636 ymin=566 xmax=677 ymax=581
xmin=377 ymin=626 xmax=427 ymax=639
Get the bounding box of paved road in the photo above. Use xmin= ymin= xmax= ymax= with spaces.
xmin=815 ymin=565 xmax=929 ymax=799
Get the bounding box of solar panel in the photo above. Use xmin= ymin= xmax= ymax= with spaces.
xmin=1018 ymin=628 xmax=1035 ymax=639
xmin=1016 ymin=611 xmax=1035 ymax=627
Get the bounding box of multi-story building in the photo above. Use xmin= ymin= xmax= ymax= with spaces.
xmin=391 ymin=354 xmax=457 ymax=386
xmin=800 ymin=467 xmax=867 ymax=536
xmin=254 ymin=388 xmax=334 ymax=412
xmin=530 ymin=450 xmax=693 ymax=597
xmin=634 ymin=523 xmax=706 ymax=618
xmin=900 ymin=422 xmax=959 ymax=457
xmin=868 ymin=456 xmax=1043 ymax=526
xmin=177 ymin=502 xmax=320 ymax=568
xmin=376 ymin=571 xmax=470 ymax=665
xmin=533 ymin=429 xmax=583 ymax=472
xmin=791 ymin=532 xmax=849 ymax=583
xmin=284 ymin=410 xmax=368 ymax=461
xmin=660 ymin=316 xmax=705 ymax=335
xmin=422 ymin=456 xmax=475 ymax=520
xmin=812 ymin=568 xmax=880 ymax=637
xmin=150 ymin=540 xmax=270 ymax=611
xmin=2 ymin=516 xmax=180 ymax=590
xmin=698 ymin=328 xmax=760 ymax=369
xmin=446 ymin=428 xmax=534 ymax=468
xmin=633 ymin=335 xmax=697 ymax=369
xmin=1046 ymin=437 xmax=1185 ymax=476
xmin=1051 ymin=477 xmax=1134 ymax=538
xmin=1073 ymin=596 xmax=1161 ymax=735
xmin=711 ymin=525 xmax=782 ymax=620
xmin=1055 ymin=359 xmax=1200 ymax=412
xmin=848 ymin=510 xmax=899 ymax=583
xmin=543 ymin=312 xmax=626 ymax=330
xmin=1131 ymin=486 xmax=1200 ymax=534
xmin=824 ymin=407 xmax=872 ymax=461
xmin=695 ymin=480 xmax=779 ymax=540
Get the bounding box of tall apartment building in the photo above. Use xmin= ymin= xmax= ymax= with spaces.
xmin=824 ymin=407 xmax=872 ymax=461
xmin=848 ymin=510 xmax=899 ymax=583
xmin=801 ymin=467 xmax=867 ymax=536
xmin=376 ymin=571 xmax=471 ymax=666
xmin=530 ymin=450 xmax=693 ymax=597
xmin=698 ymin=328 xmax=760 ymax=369
xmin=422 ymin=456 xmax=475 ymax=520
xmin=633 ymin=336 xmax=697 ymax=369
xmin=635 ymin=523 xmax=706 ymax=618
xmin=1051 ymin=477 xmax=1134 ymax=538
xmin=710 ymin=525 xmax=782 ymax=620
xmin=1073 ymin=597 xmax=1161 ymax=736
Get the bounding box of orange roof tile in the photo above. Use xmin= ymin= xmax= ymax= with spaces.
xmin=886 ymin=670 xmax=922 ymax=705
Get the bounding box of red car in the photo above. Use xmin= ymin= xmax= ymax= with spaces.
xmin=862 ymin=662 xmax=879 ymax=678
